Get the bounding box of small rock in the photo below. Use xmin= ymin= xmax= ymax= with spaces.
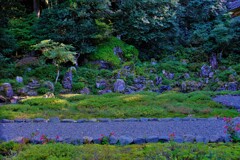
xmin=124 ymin=118 xmax=139 ymax=122
xmin=27 ymin=90 xmax=38 ymax=96
xmin=96 ymin=79 xmax=107 ymax=89
xmin=61 ymin=119 xmax=76 ymax=123
xmin=146 ymin=136 xmax=159 ymax=143
xmin=16 ymin=76 xmax=23 ymax=83
xmin=14 ymin=119 xmax=25 ymax=123
xmin=109 ymin=136 xmax=118 ymax=145
xmin=97 ymin=118 xmax=111 ymax=122
xmin=113 ymin=118 xmax=124 ymax=122
xmin=119 ymin=136 xmax=133 ymax=145
xmin=33 ymin=118 xmax=46 ymax=122
xmin=1 ymin=119 xmax=14 ymax=123
xmin=114 ymin=79 xmax=126 ymax=93
xmin=62 ymin=71 xmax=73 ymax=90
xmin=49 ymin=117 xmax=60 ymax=123
xmin=1 ymin=83 xmax=14 ymax=98
xmin=159 ymin=136 xmax=169 ymax=143
xmin=134 ymin=138 xmax=146 ymax=144
xmin=174 ymin=136 xmax=184 ymax=143
xmin=77 ymin=119 xmax=88 ymax=123
xmin=80 ymin=87 xmax=90 ymax=95
xmin=83 ymin=136 xmax=93 ymax=144
xmin=183 ymin=134 xmax=195 ymax=143
xmin=209 ymin=135 xmax=220 ymax=143
xmin=201 ymin=64 xmax=211 ymax=77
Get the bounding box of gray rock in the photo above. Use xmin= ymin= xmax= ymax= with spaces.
xmin=183 ymin=134 xmax=195 ymax=143
xmin=124 ymin=118 xmax=139 ymax=122
xmin=80 ymin=87 xmax=90 ymax=95
xmin=0 ymin=135 xmax=9 ymax=141
xmin=88 ymin=118 xmax=97 ymax=122
xmin=119 ymin=136 xmax=133 ymax=145
xmin=209 ymin=72 xmax=214 ymax=78
xmin=174 ymin=136 xmax=184 ymax=143
xmin=1 ymin=119 xmax=14 ymax=123
xmin=77 ymin=119 xmax=88 ymax=123
xmin=113 ymin=118 xmax=124 ymax=122
xmin=159 ymin=85 xmax=172 ymax=93
xmin=155 ymin=76 xmax=162 ymax=86
xmin=83 ymin=136 xmax=93 ymax=144
xmin=159 ymin=136 xmax=169 ymax=143
xmin=62 ymin=71 xmax=73 ymax=90
xmin=61 ymin=119 xmax=76 ymax=123
xmin=209 ymin=135 xmax=220 ymax=143
xmin=184 ymin=73 xmax=190 ymax=79
xmin=93 ymin=137 xmax=102 ymax=144
xmin=96 ymin=79 xmax=107 ymax=89
xmin=17 ymin=87 xmax=29 ymax=96
xmin=181 ymin=82 xmax=187 ymax=92
xmin=201 ymin=64 xmax=211 ymax=77
xmin=1 ymin=83 xmax=14 ymax=98
xmin=14 ymin=119 xmax=25 ymax=123
xmin=27 ymin=90 xmax=38 ymax=96
xmin=140 ymin=118 xmax=149 ymax=122
xmin=16 ymin=76 xmax=23 ymax=83
xmin=146 ymin=136 xmax=159 ymax=143
xmin=97 ymin=118 xmax=111 ymax=122
xmin=70 ymin=139 xmax=83 ymax=145
xmin=109 ymin=136 xmax=118 ymax=145
xmin=114 ymin=79 xmax=126 ymax=93
xmin=133 ymin=138 xmax=146 ymax=144
xmin=49 ymin=117 xmax=60 ymax=123
xmin=228 ymin=82 xmax=238 ymax=91
xmin=33 ymin=118 xmax=46 ymax=123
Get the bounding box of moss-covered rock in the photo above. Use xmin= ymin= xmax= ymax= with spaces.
xmin=91 ymin=37 xmax=139 ymax=67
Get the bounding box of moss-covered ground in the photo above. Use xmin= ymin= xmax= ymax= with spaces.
xmin=1 ymin=142 xmax=240 ymax=160
xmin=1 ymin=91 xmax=239 ymax=120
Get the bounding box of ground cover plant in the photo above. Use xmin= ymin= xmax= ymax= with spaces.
xmin=1 ymin=142 xmax=240 ymax=160
xmin=0 ymin=91 xmax=239 ymax=120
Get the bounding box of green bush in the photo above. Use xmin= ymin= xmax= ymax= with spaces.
xmin=91 ymin=37 xmax=139 ymax=67
xmin=72 ymin=82 xmax=85 ymax=92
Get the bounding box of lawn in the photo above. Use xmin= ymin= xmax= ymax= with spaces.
xmin=0 ymin=91 xmax=239 ymax=120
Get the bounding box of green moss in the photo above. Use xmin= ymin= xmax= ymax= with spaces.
xmin=72 ymin=82 xmax=85 ymax=91
xmin=2 ymin=143 xmax=240 ymax=160
xmin=1 ymin=91 xmax=239 ymax=119
xmin=91 ymin=37 xmax=139 ymax=67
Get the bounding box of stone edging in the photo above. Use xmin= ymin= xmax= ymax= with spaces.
xmin=1 ymin=117 xmax=239 ymax=123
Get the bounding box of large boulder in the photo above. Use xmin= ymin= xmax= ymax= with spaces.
xmin=114 ymin=79 xmax=126 ymax=93
xmin=1 ymin=83 xmax=14 ymax=98
xmin=62 ymin=71 xmax=73 ymax=90
xmin=200 ymin=65 xmax=212 ymax=77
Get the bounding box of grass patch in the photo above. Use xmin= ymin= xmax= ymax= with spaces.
xmin=1 ymin=142 xmax=240 ymax=160
xmin=0 ymin=91 xmax=239 ymax=119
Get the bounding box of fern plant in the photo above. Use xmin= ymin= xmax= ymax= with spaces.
xmin=32 ymin=40 xmax=77 ymax=83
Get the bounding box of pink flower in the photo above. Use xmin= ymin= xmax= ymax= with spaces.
xmin=110 ymin=132 xmax=115 ymax=136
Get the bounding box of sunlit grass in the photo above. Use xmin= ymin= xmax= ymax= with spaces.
xmin=0 ymin=91 xmax=239 ymax=119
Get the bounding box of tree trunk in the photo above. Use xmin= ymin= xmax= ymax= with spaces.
xmin=210 ymin=53 xmax=218 ymax=69
xmin=33 ymin=0 xmax=40 ymax=18
xmin=55 ymin=68 xmax=60 ymax=84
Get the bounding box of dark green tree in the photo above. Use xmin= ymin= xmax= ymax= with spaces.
xmin=34 ymin=0 xmax=111 ymax=64
xmin=111 ymin=0 xmax=179 ymax=60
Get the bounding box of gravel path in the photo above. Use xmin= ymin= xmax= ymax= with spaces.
xmin=0 ymin=119 xmax=231 ymax=143
xmin=213 ymin=95 xmax=240 ymax=110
